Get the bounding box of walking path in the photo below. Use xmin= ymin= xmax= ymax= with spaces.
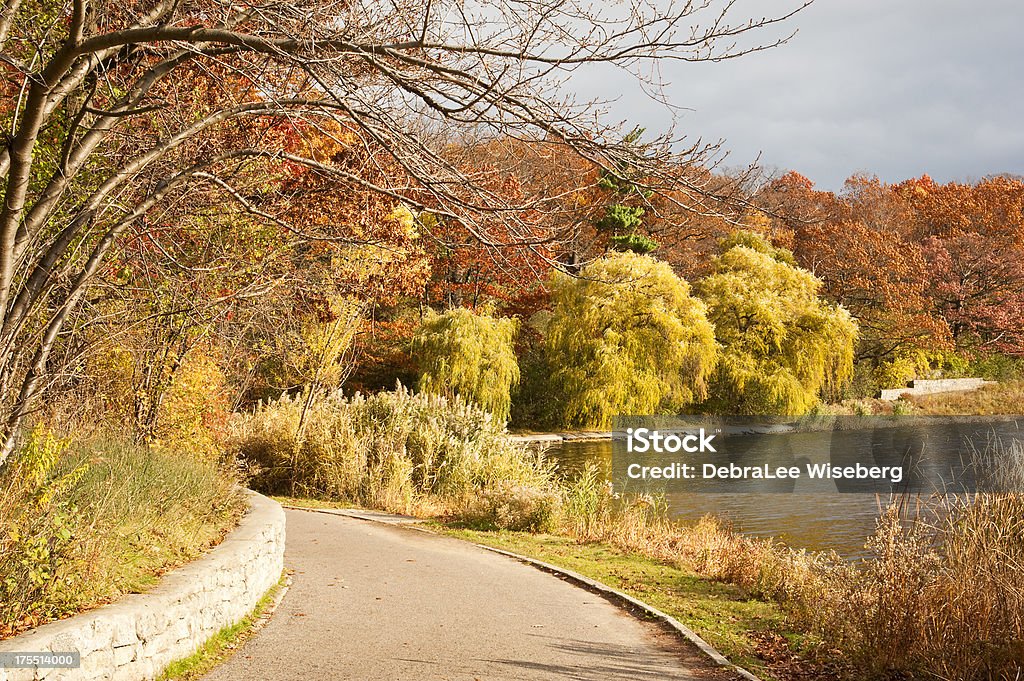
xmin=203 ymin=508 xmax=731 ymax=680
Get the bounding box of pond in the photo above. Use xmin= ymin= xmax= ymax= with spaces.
xmin=544 ymin=417 xmax=1024 ymax=558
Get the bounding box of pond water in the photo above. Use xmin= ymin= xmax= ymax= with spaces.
xmin=544 ymin=417 xmax=1024 ymax=558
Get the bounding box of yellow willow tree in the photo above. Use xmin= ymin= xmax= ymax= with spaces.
xmin=544 ymin=252 xmax=717 ymax=429
xmin=412 ymin=307 xmax=520 ymax=422
xmin=696 ymin=233 xmax=857 ymax=415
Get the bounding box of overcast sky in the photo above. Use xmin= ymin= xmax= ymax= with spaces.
xmin=568 ymin=0 xmax=1024 ymax=191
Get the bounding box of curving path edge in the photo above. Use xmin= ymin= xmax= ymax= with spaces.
xmin=203 ymin=507 xmax=745 ymax=681
xmin=0 ymin=492 xmax=285 ymax=681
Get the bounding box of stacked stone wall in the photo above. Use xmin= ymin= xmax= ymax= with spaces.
xmin=0 ymin=492 xmax=285 ymax=681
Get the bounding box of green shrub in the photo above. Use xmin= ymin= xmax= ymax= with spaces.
xmin=609 ymin=232 xmax=659 ymax=254
xmin=509 ymin=340 xmax=556 ymax=429
xmin=968 ymin=353 xmax=1024 ymax=381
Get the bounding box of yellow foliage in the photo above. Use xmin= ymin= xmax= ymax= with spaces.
xmin=153 ymin=350 xmax=231 ymax=459
xmin=412 ymin=307 xmax=520 ymax=421
xmin=279 ymin=296 xmax=364 ymax=394
xmin=698 ymin=242 xmax=858 ymax=415
xmin=392 ymin=204 xmax=419 ymax=240
xmin=545 ymin=252 xmax=718 ymax=428
xmin=81 ymin=344 xmax=136 ymax=420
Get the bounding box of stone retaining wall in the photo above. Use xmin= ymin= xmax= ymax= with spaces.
xmin=0 ymin=491 xmax=285 ymax=681
xmin=879 ymin=377 xmax=996 ymax=401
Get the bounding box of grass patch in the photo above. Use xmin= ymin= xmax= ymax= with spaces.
xmin=433 ymin=525 xmax=816 ymax=681
xmin=157 ymin=572 xmax=288 ymax=681
xmin=0 ymin=428 xmax=244 ymax=638
xmin=828 ymin=380 xmax=1024 ymax=417
xmin=906 ymin=379 xmax=1024 ymax=415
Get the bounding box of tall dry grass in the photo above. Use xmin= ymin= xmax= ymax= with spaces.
xmin=556 ymin=443 xmax=1024 ymax=680
xmin=833 ymin=494 xmax=1024 ymax=679
xmin=231 ymin=386 xmax=561 ymax=529
xmin=820 ymin=439 xmax=1024 ymax=679
xmin=559 ymin=464 xmax=841 ymax=607
xmin=907 ymin=380 xmax=1024 ymax=416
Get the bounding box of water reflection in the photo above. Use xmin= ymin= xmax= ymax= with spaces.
xmin=544 ymin=417 xmax=1023 ymax=558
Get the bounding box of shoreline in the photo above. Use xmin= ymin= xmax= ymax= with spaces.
xmin=509 ymin=413 xmax=1024 ymax=444
xmin=508 ymin=431 xmax=613 ymax=443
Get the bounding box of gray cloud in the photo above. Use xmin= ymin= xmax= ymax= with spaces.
xmin=566 ymin=0 xmax=1024 ymax=190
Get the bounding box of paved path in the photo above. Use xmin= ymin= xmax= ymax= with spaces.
xmin=205 ymin=508 xmax=728 ymax=681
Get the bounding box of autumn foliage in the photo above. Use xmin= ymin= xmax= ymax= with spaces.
xmin=543 ymin=252 xmax=718 ymax=428
xmin=697 ymin=236 xmax=857 ymax=415
xmin=5 ymin=85 xmax=1023 ymax=437
xmin=752 ymin=173 xmax=1024 ymax=391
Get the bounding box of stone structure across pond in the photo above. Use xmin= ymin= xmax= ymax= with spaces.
xmin=878 ymin=377 xmax=996 ymax=401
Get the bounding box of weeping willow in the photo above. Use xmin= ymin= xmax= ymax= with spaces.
xmin=412 ymin=308 xmax=520 ymax=421
xmin=544 ymin=252 xmax=718 ymax=429
xmin=697 ymin=237 xmax=858 ymax=415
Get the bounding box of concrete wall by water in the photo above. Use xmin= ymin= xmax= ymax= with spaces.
xmin=879 ymin=377 xmax=996 ymax=401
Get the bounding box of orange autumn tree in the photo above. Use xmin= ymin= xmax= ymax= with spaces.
xmin=762 ymin=174 xmax=950 ymax=375
xmin=222 ymin=120 xmax=433 ymax=404
xmin=792 ymin=177 xmax=950 ymax=362
xmin=894 ymin=175 xmax=1024 ymax=241
xmin=895 ymin=175 xmax=1024 ymax=355
xmin=758 ymin=171 xmax=1024 ymax=389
